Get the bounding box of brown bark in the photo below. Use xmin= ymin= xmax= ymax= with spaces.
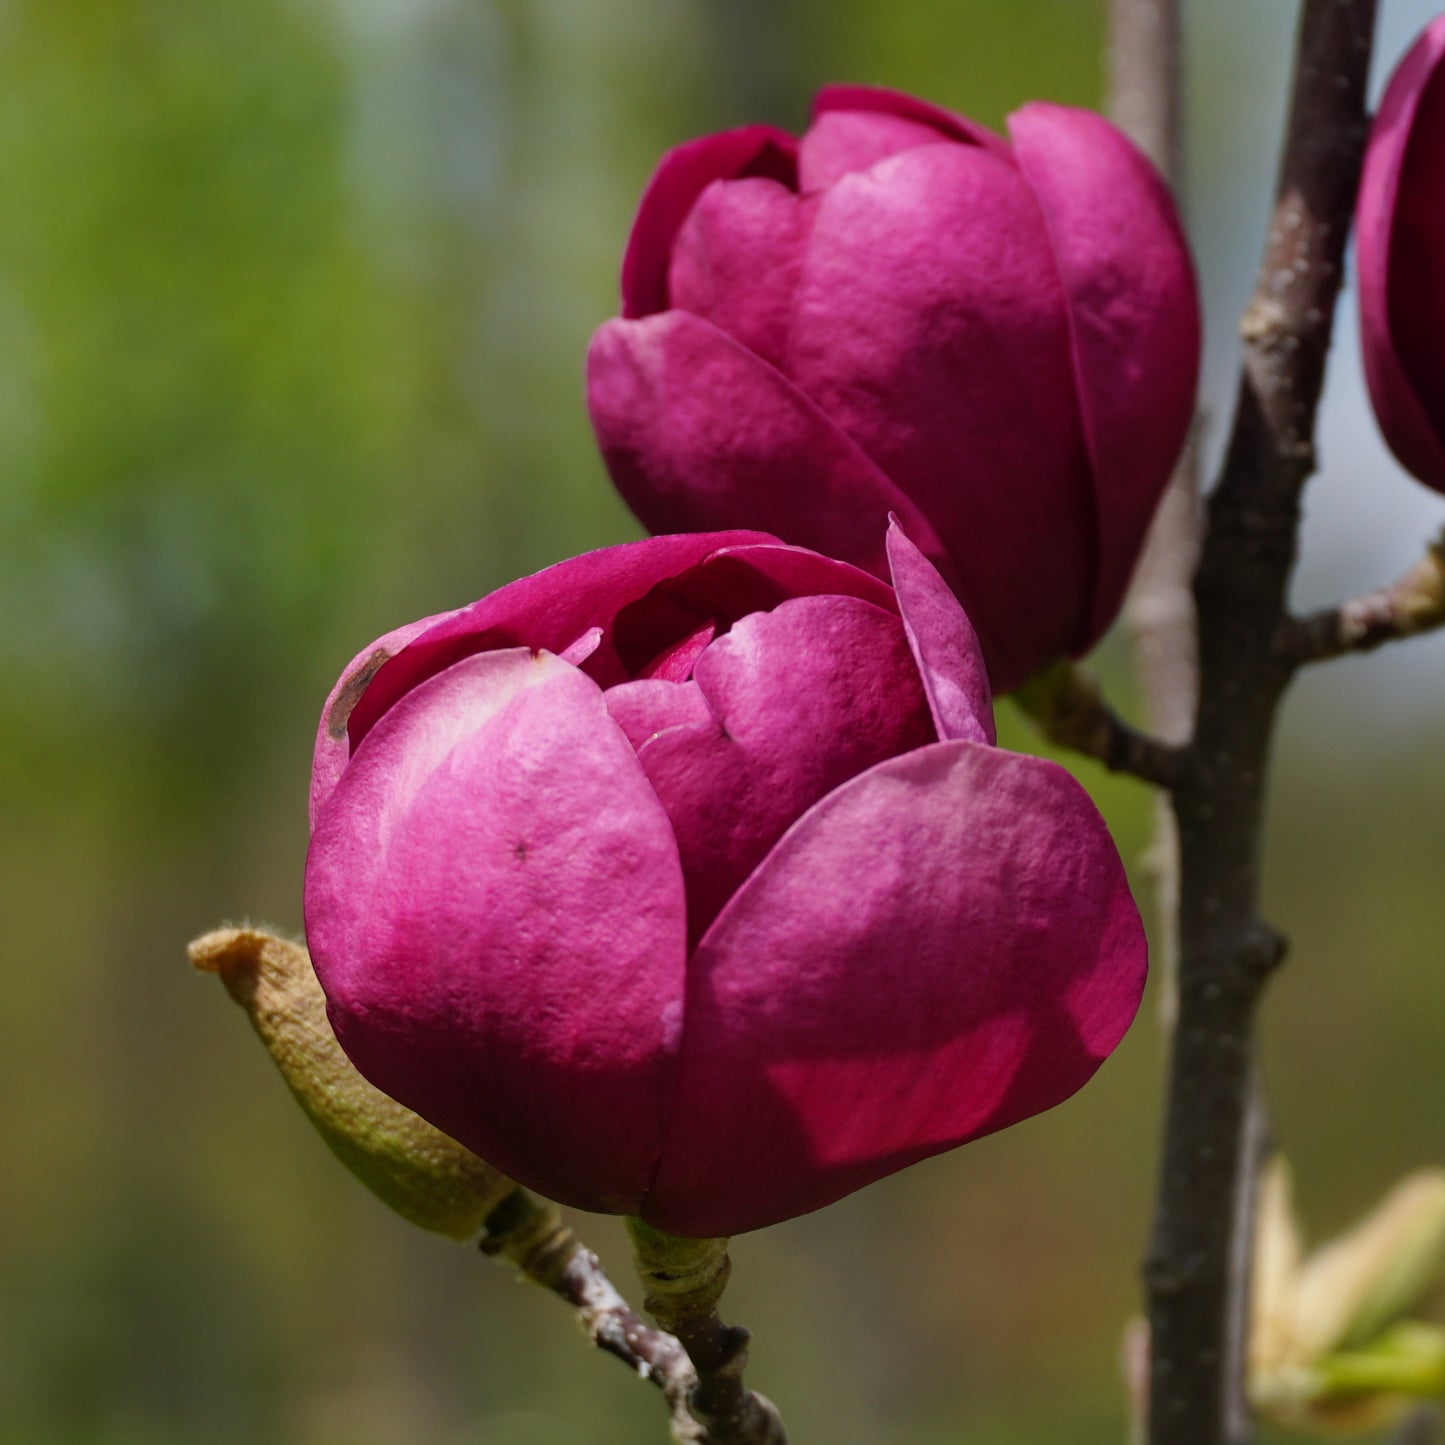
xmin=1143 ymin=6 xmax=1379 ymax=1445
xmin=481 ymin=1192 xmax=786 ymax=1445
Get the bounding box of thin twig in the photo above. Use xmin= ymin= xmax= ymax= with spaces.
xmin=1107 ymin=0 xmax=1194 ymax=747
xmin=1279 ymin=531 xmax=1445 ymax=665
xmin=669 ymin=1310 xmax=787 ymax=1445
xmin=1013 ymin=661 xmax=1186 ymax=789
xmin=1223 ymin=1062 xmax=1274 ymax=1445
xmin=1108 ymin=0 xmax=1198 ymax=1035
xmin=626 ymin=1221 xmax=788 ymax=1445
xmin=1144 ymin=7 xmax=1379 ymax=1445
xmin=480 ymin=1191 xmax=783 ymax=1445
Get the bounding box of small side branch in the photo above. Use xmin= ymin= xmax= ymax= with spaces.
xmin=482 ymin=1198 xmax=789 ymax=1445
xmin=1013 ymin=661 xmax=1187 ymax=789
xmin=482 ymin=1191 xmax=752 ymax=1445
xmin=668 ymin=1311 xmax=787 ymax=1445
xmin=1279 ymin=533 xmax=1445 ymax=665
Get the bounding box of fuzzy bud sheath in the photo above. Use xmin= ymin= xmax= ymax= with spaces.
xmin=189 ymin=926 xmax=515 ymax=1239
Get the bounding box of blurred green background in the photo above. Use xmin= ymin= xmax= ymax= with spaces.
xmin=1 ymin=1 xmax=1441 ymax=1441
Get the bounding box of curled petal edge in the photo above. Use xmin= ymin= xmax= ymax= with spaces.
xmin=886 ymin=519 xmax=994 ymax=745
xmin=811 ymin=83 xmax=1008 ymax=158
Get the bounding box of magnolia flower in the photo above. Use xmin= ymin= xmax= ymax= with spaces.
xmin=304 ymin=525 xmax=1146 ymax=1237
xmin=588 ymin=86 xmax=1200 ymax=692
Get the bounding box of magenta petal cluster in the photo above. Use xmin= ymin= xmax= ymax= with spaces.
xmin=586 ymin=85 xmax=1201 ymax=694
xmin=1357 ymin=15 xmax=1445 ymax=492
xmin=304 ymin=526 xmax=1147 ymax=1237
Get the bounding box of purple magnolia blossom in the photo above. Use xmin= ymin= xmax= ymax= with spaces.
xmin=587 ymin=85 xmax=1201 ymax=694
xmin=1357 ymin=15 xmax=1445 ymax=492
xmin=304 ymin=525 xmax=1147 ymax=1237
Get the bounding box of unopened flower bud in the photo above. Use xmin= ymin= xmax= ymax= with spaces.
xmin=188 ymin=926 xmax=515 ymax=1239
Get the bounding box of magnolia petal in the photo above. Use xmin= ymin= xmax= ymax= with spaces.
xmin=343 ymin=530 xmax=775 ymax=749
xmin=306 ymin=649 xmax=688 ymax=1217
xmin=645 ymin=742 xmax=1146 ymax=1235
xmin=811 ymin=84 xmax=1007 ymax=157
xmin=604 ymin=542 xmax=899 ymax=681
xmin=787 ymin=141 xmax=1095 ymax=689
xmin=633 ymin=595 xmax=934 ymax=944
xmin=1008 ymin=102 xmax=1200 ymax=643
xmin=604 ymin=677 xmax=712 ymax=752
xmin=587 ymin=310 xmax=949 ymax=581
xmin=1358 ymin=17 xmax=1445 ymax=492
xmin=700 ymin=541 xmax=900 ymax=615
xmin=621 ymin=126 xmax=798 ymax=319
xmin=886 ymin=519 xmax=994 ymax=745
xmin=798 ymin=110 xmax=962 ymax=192
xmin=668 ymin=179 xmax=819 ymax=370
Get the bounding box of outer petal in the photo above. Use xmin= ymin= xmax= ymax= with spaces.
xmin=886 ymin=520 xmax=994 ymax=745
xmin=798 ymin=110 xmax=964 ymax=192
xmin=587 ymin=310 xmax=950 ymax=581
xmin=645 ymin=742 xmax=1146 ymax=1236
xmin=310 ymin=610 xmax=454 ymax=828
xmin=604 ymin=677 xmax=713 ymax=752
xmin=305 ymin=649 xmax=689 ymax=1216
xmin=786 ymin=142 xmax=1096 ymax=689
xmin=344 ymin=530 xmax=776 ymax=748
xmin=631 ymin=595 xmax=934 ymax=944
xmin=1358 ymin=17 xmax=1445 ymax=492
xmin=621 ymin=126 xmax=798 ymax=319
xmin=668 ymin=179 xmax=819 ymax=371
xmin=1008 ymin=102 xmax=1202 ymax=641
xmin=810 ymin=84 xmax=1008 ymax=157
xmin=698 ymin=541 xmax=899 ymax=614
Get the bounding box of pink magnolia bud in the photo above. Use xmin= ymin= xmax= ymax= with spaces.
xmin=1357 ymin=16 xmax=1445 ymax=492
xmin=304 ymin=525 xmax=1146 ymax=1237
xmin=587 ymin=87 xmax=1201 ymax=693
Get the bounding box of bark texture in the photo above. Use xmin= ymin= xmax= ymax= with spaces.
xmin=1144 ymin=6 xmax=1379 ymax=1444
